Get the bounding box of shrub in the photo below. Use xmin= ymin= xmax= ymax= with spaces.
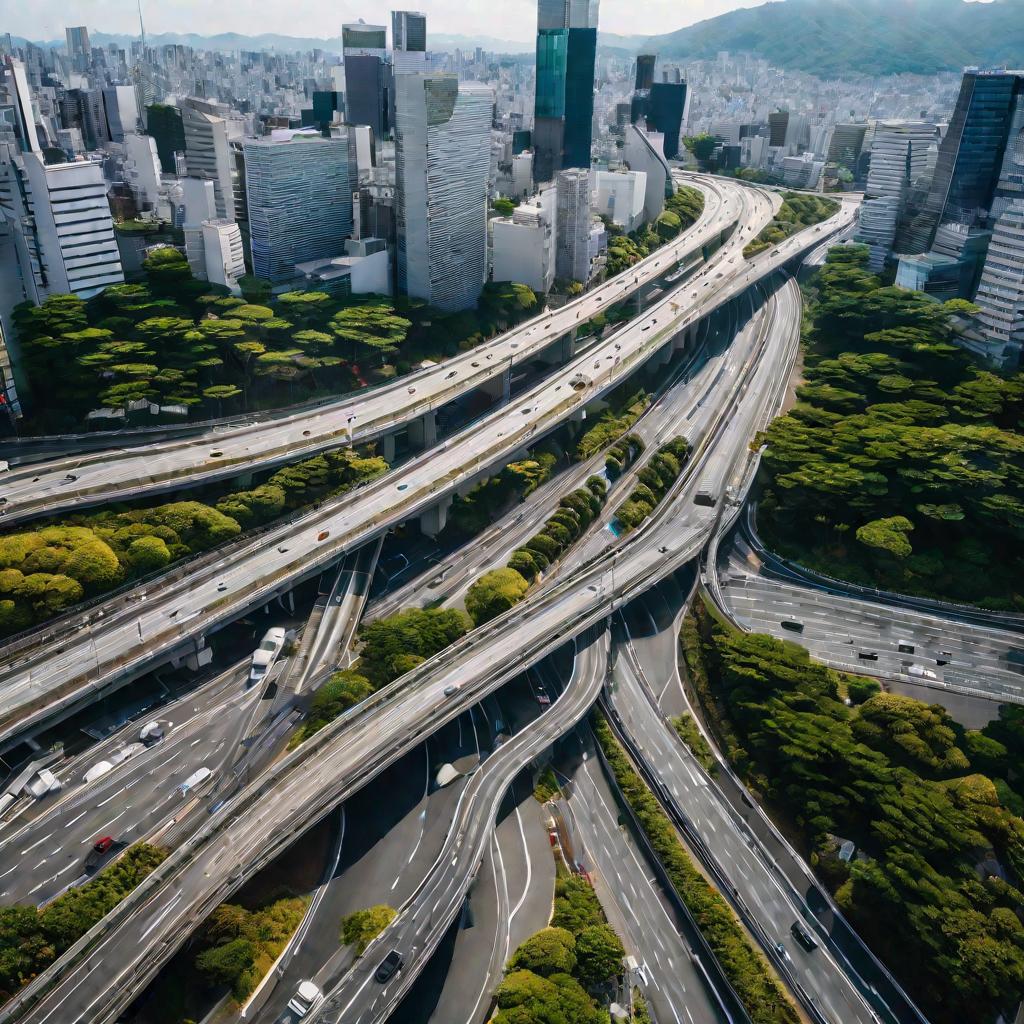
xmin=341 ymin=905 xmax=396 ymax=954
xmin=466 ymin=567 xmax=531 ymax=625
xmin=508 ymin=927 xmax=577 ymax=977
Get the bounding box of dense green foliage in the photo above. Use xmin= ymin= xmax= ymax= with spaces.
xmin=494 ymin=873 xmax=625 ymax=1023
xmin=574 ymin=388 xmax=650 ymax=460
xmin=641 ymin=0 xmax=1024 ymax=76
xmin=593 ymin=714 xmax=800 ymax=1024
xmin=14 ymin=252 xmax=537 ymax=432
xmin=689 ymin=603 xmax=1024 ymax=1023
xmin=683 ymin=133 xmax=717 ymax=164
xmin=291 ymin=670 xmax=375 ymax=746
xmin=194 ymin=896 xmax=307 ymax=1001
xmin=0 ymin=844 xmax=167 ymax=999
xmin=465 ymin=567 xmax=531 ymax=626
xmin=742 ymin=193 xmax=839 ymax=257
xmin=340 ymin=905 xmax=396 ymax=955
xmin=605 ymin=434 xmax=645 ymax=478
xmin=671 ymin=712 xmax=717 ymax=774
xmin=357 ymin=607 xmax=472 ymax=686
xmin=614 ymin=436 xmax=691 ymax=530
xmin=758 ymin=244 xmax=1024 ymax=607
xmin=447 ymin=450 xmax=557 ymax=537
xmin=0 ymin=447 xmax=386 ymax=637
xmin=605 ymin=185 xmax=705 ymax=277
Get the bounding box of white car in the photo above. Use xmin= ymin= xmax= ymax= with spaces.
xmin=288 ymin=981 xmax=324 ymax=1017
xmin=249 ymin=626 xmax=288 ymax=687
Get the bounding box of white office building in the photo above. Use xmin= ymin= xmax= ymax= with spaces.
xmin=181 ymin=98 xmax=239 ymax=222
xmin=623 ymin=124 xmax=669 ymax=223
xmin=556 ymin=167 xmax=593 ymax=284
xmin=491 ymin=188 xmax=556 ymax=293
xmin=122 ymin=132 xmax=163 ymax=212
xmin=592 ymin=169 xmax=647 ymax=233
xmin=244 ymin=132 xmax=354 ymax=282
xmin=973 ymin=200 xmax=1024 ymax=366
xmin=395 ymin=74 xmax=492 ymax=311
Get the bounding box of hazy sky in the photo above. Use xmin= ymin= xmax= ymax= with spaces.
xmin=5 ymin=0 xmax=767 ymax=46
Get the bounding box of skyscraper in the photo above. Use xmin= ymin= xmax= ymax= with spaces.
xmin=394 ymin=73 xmax=492 ymax=310
xmin=972 ymin=200 xmax=1024 ymax=365
xmin=533 ymin=0 xmax=599 ymax=183
xmin=342 ymin=23 xmax=389 ymax=141
xmin=912 ymin=70 xmax=1024 ymax=250
xmin=65 ymin=26 xmax=90 ymax=72
xmin=180 ymin=97 xmax=238 ymax=221
xmin=392 ymin=11 xmax=427 ymax=52
xmin=243 ymin=131 xmax=354 ymax=282
xmin=646 ymin=81 xmax=688 ymax=160
xmin=634 ymin=54 xmax=656 ymax=92
xmin=555 ymin=167 xmax=591 ymax=284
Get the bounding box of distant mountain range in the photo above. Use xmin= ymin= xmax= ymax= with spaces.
xmin=619 ymin=0 xmax=1024 ymax=76
xmin=15 ymin=0 xmax=1024 ymax=76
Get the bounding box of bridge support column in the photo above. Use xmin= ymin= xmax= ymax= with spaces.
xmin=234 ymin=471 xmax=254 ymax=488
xmin=480 ymin=368 xmax=511 ymax=404
xmin=408 ymin=410 xmax=437 ymax=451
xmin=379 ymin=433 xmax=396 ymax=464
xmin=420 ymin=495 xmax=452 ymax=537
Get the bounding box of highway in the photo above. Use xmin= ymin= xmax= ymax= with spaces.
xmin=0 ymin=178 xmax=857 ymax=747
xmin=309 ymin=629 xmax=608 ymax=1024
xmin=0 ymin=176 xmax=744 ymax=526
xmin=2 ymin=206 xmax=808 ymax=1024
xmin=610 ymin=616 xmax=884 ymax=1024
xmin=714 ymin=529 xmax=1024 ymax=705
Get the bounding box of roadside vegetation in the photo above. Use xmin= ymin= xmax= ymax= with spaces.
xmin=0 ymin=843 xmax=168 ymax=1000
xmin=757 ymin=243 xmax=1024 ymax=608
xmin=193 ymin=894 xmax=308 ymax=1003
xmin=493 ymin=872 xmax=627 ymax=1024
xmin=605 ymin=185 xmax=705 ymax=277
xmin=742 ymin=193 xmax=839 ymax=257
xmin=613 ymin=436 xmax=691 ymax=530
xmin=574 ymin=387 xmax=650 ymax=461
xmin=0 ymin=446 xmax=387 ymax=638
xmin=593 ymin=713 xmax=800 ymax=1024
xmin=670 ymin=712 xmax=717 ymax=774
xmin=684 ymin=598 xmax=1024 ymax=1024
xmin=340 ymin=905 xmax=397 ymax=955
xmin=14 ymin=249 xmax=539 ymax=433
xmin=465 ymin=476 xmax=608 ymax=625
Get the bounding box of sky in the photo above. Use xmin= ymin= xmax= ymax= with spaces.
xmin=4 ymin=0 xmax=768 ymax=46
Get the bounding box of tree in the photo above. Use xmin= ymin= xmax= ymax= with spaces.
xmin=574 ymin=924 xmax=625 ymax=987
xmin=330 ymin=303 xmax=412 ymax=366
xmin=683 ymin=133 xmax=717 ymax=163
xmin=466 ymin=567 xmax=530 ymax=625
xmin=341 ymin=905 xmax=396 ymax=954
xmin=508 ymin=927 xmax=577 ymax=977
xmin=492 ymin=197 xmax=516 ymax=216
xmin=202 ymin=384 xmax=242 ymax=415
xmin=143 ymin=247 xmax=192 ymax=287
xmin=195 ymin=938 xmax=256 ymax=990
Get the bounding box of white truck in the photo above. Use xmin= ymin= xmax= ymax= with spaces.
xmin=249 ymin=626 xmax=288 ymax=687
xmin=907 ymin=663 xmax=939 ymax=681
xmin=286 ymin=981 xmax=324 ymax=1018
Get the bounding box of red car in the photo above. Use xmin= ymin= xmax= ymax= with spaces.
xmin=93 ymin=836 xmax=114 ymax=854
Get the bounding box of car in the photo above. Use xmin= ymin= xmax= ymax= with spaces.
xmin=641 ymin=324 xmax=651 ymax=331
xmin=397 ymin=483 xmax=408 ymax=491
xmin=317 ymin=530 xmax=330 ymax=542
xmin=302 ymin=429 xmax=311 ymax=436
xmin=407 ymin=386 xmax=416 ymax=394
xmin=445 ymin=370 xmax=457 ymax=379
xmin=93 ymin=836 xmax=114 ymax=854
xmin=780 ymin=620 xmax=804 ymax=633
xmin=774 ymin=941 xmax=788 ymax=959
xmin=209 ymin=451 xmax=223 ymax=458
xmin=443 ymin=685 xmax=459 ymax=697
xmin=790 ymin=922 xmax=818 ymax=951
xmin=287 ymin=981 xmax=324 ymax=1018
xmin=857 ymin=651 xmax=878 ymax=661
xmin=471 ymin=361 xmax=480 ymax=367
xmin=375 ymin=950 xmax=405 ymax=983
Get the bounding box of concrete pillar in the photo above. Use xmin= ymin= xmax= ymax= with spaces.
xmin=408 ymin=409 xmax=437 ymax=451
xmin=480 ymin=368 xmax=511 ymax=404
xmin=234 ymin=471 xmax=255 ymax=488
xmin=380 ymin=433 xmax=396 ymax=464
xmin=420 ymin=495 xmax=452 ymax=537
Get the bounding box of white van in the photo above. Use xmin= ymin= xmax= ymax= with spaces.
xmin=84 ymin=760 xmax=114 ymax=784
xmin=178 ymin=766 xmax=212 ymax=795
xmin=249 ymin=627 xmax=288 ymax=687
xmin=287 ymin=981 xmax=324 ymax=1017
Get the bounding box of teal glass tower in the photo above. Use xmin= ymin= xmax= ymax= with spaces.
xmin=533 ymin=0 xmax=599 ymax=183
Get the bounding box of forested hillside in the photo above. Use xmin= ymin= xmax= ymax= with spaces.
xmin=757 ymin=244 xmax=1024 ymax=609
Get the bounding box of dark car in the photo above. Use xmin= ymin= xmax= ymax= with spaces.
xmin=790 ymin=921 xmax=818 ymax=951
xmin=375 ymin=949 xmax=404 ymax=983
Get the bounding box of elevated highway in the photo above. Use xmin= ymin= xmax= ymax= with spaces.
xmin=0 ymin=188 xmax=857 ymax=748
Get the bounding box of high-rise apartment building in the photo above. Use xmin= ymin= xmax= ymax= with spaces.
xmin=533 ymin=0 xmax=599 ymax=183
xmin=394 ymin=73 xmax=492 ymax=310
xmin=826 ymin=123 xmax=867 ymax=170
xmin=243 ymin=131 xmax=354 ymax=282
xmin=392 ymin=11 xmax=427 ymax=52
xmin=555 ymin=167 xmax=592 ymax=283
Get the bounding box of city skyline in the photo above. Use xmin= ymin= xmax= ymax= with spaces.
xmin=5 ymin=0 xmax=766 ymax=48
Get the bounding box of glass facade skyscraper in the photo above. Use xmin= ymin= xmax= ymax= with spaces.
xmin=533 ymin=0 xmax=598 ymax=183
xmin=647 ymin=82 xmax=688 ymax=160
